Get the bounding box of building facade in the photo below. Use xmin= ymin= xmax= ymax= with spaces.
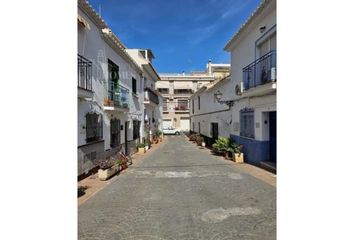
xmin=190 ymin=0 xmax=276 ymax=171
xmin=126 ymin=49 xmax=163 ymax=142
xmin=226 ymin=0 xmax=276 ymax=169
xmin=156 ymin=61 xmax=230 ymax=131
xmin=78 ymin=0 xmax=161 ymax=178
xmin=189 ymin=75 xmax=232 ymax=146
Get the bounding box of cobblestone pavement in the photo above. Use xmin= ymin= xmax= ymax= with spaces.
xmin=78 ymin=135 xmax=276 ymax=240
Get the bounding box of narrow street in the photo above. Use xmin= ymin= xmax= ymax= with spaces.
xmin=78 ymin=135 xmax=276 ymax=240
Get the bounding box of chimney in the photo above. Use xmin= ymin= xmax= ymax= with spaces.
xmin=207 ymin=59 xmax=212 ymax=76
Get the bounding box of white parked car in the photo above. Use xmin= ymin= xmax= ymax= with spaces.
xmin=163 ymin=127 xmax=181 ymax=135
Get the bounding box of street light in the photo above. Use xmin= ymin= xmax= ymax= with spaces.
xmin=214 ymin=90 xmax=235 ymax=107
xmin=214 ymin=90 xmax=223 ymax=102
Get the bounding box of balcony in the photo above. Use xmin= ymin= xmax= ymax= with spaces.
xmin=162 ymin=101 xmax=189 ymax=113
xmin=174 ymin=105 xmax=189 ymax=112
xmin=78 ymin=54 xmax=93 ymax=99
xmin=103 ymin=82 xmax=130 ymax=112
xmin=242 ymin=51 xmax=276 ymax=96
xmin=144 ymin=88 xmax=159 ymax=106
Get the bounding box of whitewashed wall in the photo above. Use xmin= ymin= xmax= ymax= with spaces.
xmin=78 ymin=8 xmax=144 ymax=150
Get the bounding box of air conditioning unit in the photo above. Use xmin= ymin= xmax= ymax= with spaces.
xmin=271 ymin=67 xmax=276 ymax=81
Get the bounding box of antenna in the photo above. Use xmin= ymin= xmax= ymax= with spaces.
xmin=98 ymin=4 xmax=101 ymax=17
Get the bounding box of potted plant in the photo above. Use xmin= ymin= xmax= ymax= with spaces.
xmin=155 ymin=130 xmax=163 ymax=141
xmin=97 ymin=157 xmax=118 ymax=181
xmin=196 ymin=135 xmax=204 ymax=146
xmin=144 ymin=140 xmax=149 ymax=151
xmin=137 ymin=143 xmax=146 ymax=154
xmin=189 ymin=133 xmax=197 ymax=142
xmin=212 ymin=137 xmax=230 ymax=157
xmin=229 ymin=143 xmax=244 ymax=163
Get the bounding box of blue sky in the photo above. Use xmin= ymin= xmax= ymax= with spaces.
xmin=89 ymin=0 xmax=260 ymax=73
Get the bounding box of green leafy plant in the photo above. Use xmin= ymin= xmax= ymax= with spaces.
xmin=228 ymin=143 xmax=243 ymax=154
xmin=115 ymin=159 xmax=124 ymax=166
xmin=137 ymin=143 xmax=145 ymax=148
xmin=212 ymin=137 xmax=230 ymax=154
xmin=155 ymin=130 xmax=162 ymax=137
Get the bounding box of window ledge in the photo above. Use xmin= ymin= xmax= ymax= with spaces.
xmin=239 ymin=135 xmax=255 ymax=140
xmin=133 ymin=93 xmax=139 ymax=98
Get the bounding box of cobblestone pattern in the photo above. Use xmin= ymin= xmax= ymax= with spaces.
xmin=79 ymin=135 xmax=276 ymax=240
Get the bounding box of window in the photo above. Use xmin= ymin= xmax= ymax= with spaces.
xmin=198 ymin=122 xmax=200 ymax=133
xmin=108 ymin=59 xmax=119 ymax=102
xmin=192 ymin=122 xmax=195 ymax=131
xmin=192 ymin=99 xmax=195 ymax=114
xmin=132 ymin=77 xmax=137 ymax=94
xmin=110 ymin=118 xmax=120 ymax=148
xmin=133 ymin=120 xmax=140 ymax=140
xmin=198 ymin=96 xmax=200 ymax=110
xmin=158 ymin=88 xmax=169 ymax=94
xmin=240 ymin=108 xmax=254 ymax=138
xmin=163 ymin=98 xmax=168 ymax=111
xmin=176 ymin=99 xmax=188 ymax=110
xmin=86 ymin=112 xmax=102 ymax=143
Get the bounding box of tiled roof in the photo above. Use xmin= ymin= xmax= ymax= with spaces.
xmin=78 ymin=0 xmax=108 ymax=29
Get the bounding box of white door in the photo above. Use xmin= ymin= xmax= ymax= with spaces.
xmin=180 ymin=118 xmax=190 ymax=131
xmin=163 ymin=119 xmax=172 ymax=128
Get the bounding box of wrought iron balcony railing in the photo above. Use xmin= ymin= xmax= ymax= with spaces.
xmin=242 ymin=50 xmax=276 ymax=91
xmin=78 ymin=54 xmax=92 ymax=91
xmin=162 ymin=101 xmax=189 ymax=112
xmin=105 ymin=81 xmax=130 ymax=109
xmin=144 ymin=88 xmax=159 ymax=105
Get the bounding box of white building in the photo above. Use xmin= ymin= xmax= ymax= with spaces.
xmin=191 ymin=0 xmax=276 ymax=171
xmin=126 ymin=49 xmax=163 ymax=141
xmin=157 ymin=60 xmax=230 ymax=131
xmin=78 ymin=0 xmax=146 ymax=178
xmin=189 ymin=75 xmax=233 ymax=145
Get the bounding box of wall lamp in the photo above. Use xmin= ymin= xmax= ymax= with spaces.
xmin=214 ymin=90 xmax=235 ymax=107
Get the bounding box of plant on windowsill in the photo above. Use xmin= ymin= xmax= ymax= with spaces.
xmin=97 ymin=157 xmax=119 ymax=181
xmin=137 ymin=143 xmax=146 ymax=154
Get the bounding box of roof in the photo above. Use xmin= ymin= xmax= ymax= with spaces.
xmin=78 ymin=0 xmax=108 ymax=29
xmin=224 ymin=0 xmax=271 ymax=51
xmin=78 ymin=1 xmax=142 ymax=74
xmin=189 ymin=74 xmax=231 ymax=99
xmin=142 ymin=63 xmax=161 ymax=81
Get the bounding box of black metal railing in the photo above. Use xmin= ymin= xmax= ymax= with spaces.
xmin=242 ymin=50 xmax=276 ymax=91
xmin=144 ymin=88 xmax=159 ymax=105
xmin=78 ymin=54 xmax=92 ymax=91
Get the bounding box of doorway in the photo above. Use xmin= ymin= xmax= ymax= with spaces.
xmin=269 ymin=111 xmax=276 ymax=163
xmin=124 ymin=121 xmax=129 ymax=155
xmin=110 ymin=118 xmax=120 ymax=148
xmin=211 ymin=122 xmax=219 ymax=140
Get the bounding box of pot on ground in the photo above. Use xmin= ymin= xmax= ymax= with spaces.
xmin=138 ymin=147 xmax=146 ymax=155
xmin=98 ymin=164 xmax=119 ymax=181
xmin=233 ymin=153 xmax=244 ymax=163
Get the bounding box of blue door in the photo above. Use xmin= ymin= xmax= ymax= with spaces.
xmin=269 ymin=111 xmax=276 ymax=163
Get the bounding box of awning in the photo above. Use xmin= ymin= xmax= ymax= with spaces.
xmin=78 ymin=14 xmax=90 ymax=30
